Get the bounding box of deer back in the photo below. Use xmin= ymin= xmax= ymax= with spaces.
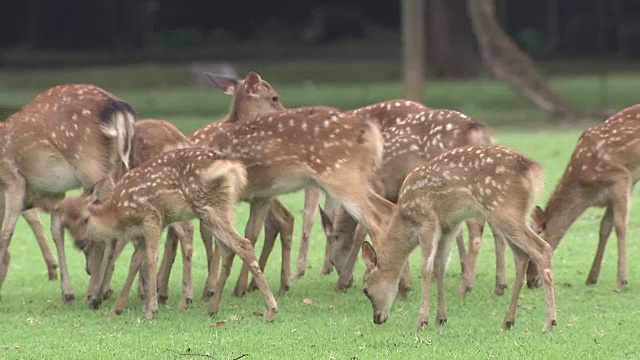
xmin=131 ymin=119 xmax=191 ymax=168
xmin=61 ymin=148 xmax=246 ymax=242
xmin=399 ymin=145 xmax=543 ymax=225
xmin=380 ymin=109 xmax=493 ymax=201
xmin=348 ymin=99 xmax=430 ymax=130
xmin=3 ymin=84 xmax=135 ymax=198
xmin=210 ymin=106 xmax=383 ymax=199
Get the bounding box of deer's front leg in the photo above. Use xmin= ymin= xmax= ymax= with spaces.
xmin=143 ymin=220 xmax=161 ymax=320
xmin=233 ymin=198 xmax=271 ymax=297
xmin=293 ymin=187 xmax=321 ymax=279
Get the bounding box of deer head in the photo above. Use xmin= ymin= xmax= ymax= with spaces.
xmin=361 ymin=241 xmax=398 ymax=324
xmin=206 ymin=71 xmax=285 ymax=122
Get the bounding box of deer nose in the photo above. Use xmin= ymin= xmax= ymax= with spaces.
xmin=374 ymin=311 xmax=388 ymax=325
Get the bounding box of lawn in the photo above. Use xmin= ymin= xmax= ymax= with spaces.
xmin=1 ymin=64 xmax=640 ymax=359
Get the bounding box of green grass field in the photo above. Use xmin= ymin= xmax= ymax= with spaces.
xmin=1 ymin=63 xmax=640 ymax=359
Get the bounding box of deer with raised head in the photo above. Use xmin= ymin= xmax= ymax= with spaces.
xmin=58 ymin=148 xmax=267 ymax=320
xmin=360 ymin=145 xmax=556 ymax=332
xmin=279 ymin=102 xmax=508 ymax=297
xmin=128 ymin=71 xmax=296 ymax=300
xmin=0 ymin=84 xmax=135 ymax=305
xmin=527 ymin=104 xmax=640 ymax=292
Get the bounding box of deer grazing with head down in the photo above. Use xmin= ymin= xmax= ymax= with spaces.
xmin=274 ymin=100 xmax=508 ymax=296
xmin=527 ymin=104 xmax=640 ymax=292
xmin=0 ymin=84 xmax=135 ymax=305
xmin=59 ymin=148 xmax=261 ymax=320
xmin=360 ymin=145 xmax=556 ymax=332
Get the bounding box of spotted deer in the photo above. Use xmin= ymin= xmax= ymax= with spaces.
xmin=0 ymin=84 xmax=135 ymax=304
xmin=360 ymin=145 xmax=556 ymax=332
xmin=527 ymin=104 xmax=640 ymax=292
xmin=276 ymin=101 xmax=507 ymax=296
xmin=58 ymin=148 xmax=265 ymax=320
xmin=132 ymin=71 xmax=297 ymax=299
xmin=198 ymin=105 xmax=393 ymax=314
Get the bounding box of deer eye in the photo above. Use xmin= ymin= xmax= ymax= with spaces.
xmin=272 ymin=96 xmax=279 ymax=102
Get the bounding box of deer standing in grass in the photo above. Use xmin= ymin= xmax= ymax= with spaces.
xmin=360 ymin=145 xmax=556 ymax=332
xmin=273 ymin=100 xmax=507 ymax=296
xmin=0 ymin=84 xmax=135 ymax=304
xmin=59 ymin=149 xmax=262 ymax=320
xmin=527 ymin=104 xmax=640 ymax=292
xmin=139 ymin=71 xmax=297 ymax=299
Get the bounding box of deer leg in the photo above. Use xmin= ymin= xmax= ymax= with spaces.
xmin=458 ymin=218 xmax=484 ymax=296
xmin=207 ymin=239 xmax=234 ymax=317
xmin=22 ymin=209 xmax=58 ymax=281
xmin=86 ymin=239 xmax=116 ymax=309
xmin=200 ymin=223 xmax=217 ymax=300
xmin=501 ymin=221 xmax=556 ymax=332
xmin=157 ymin=225 xmax=179 ymax=304
xmin=434 ymin=228 xmax=458 ymax=335
xmin=489 ymin=223 xmax=508 ymax=295
xmin=100 ymin=237 xmax=129 ymax=302
xmin=233 ymin=198 xmax=271 ymax=297
xmin=335 ymin=214 xmax=362 ymax=292
xmin=321 ymin=194 xmax=339 ymax=275
xmin=586 ymin=206 xmax=613 ymax=285
xmin=50 ymin=210 xmax=75 ymax=303
xmin=415 ymin=220 xmax=439 ymax=331
xmin=204 ymin=208 xmax=278 ymax=321
xmin=611 ymin=184 xmax=631 ymax=292
xmin=111 ymin=242 xmax=144 ymax=315
xmin=455 ymin=230 xmax=466 ymax=279
xmin=248 ymin=211 xmax=279 ymax=293
xmin=501 ymin=243 xmax=529 ymax=330
xmin=0 ymin=182 xmax=26 ymax=296
xmin=176 ymin=221 xmax=194 ymax=309
xmin=143 ymin=221 xmax=161 ymax=320
xmin=293 ymin=187 xmax=321 ymax=279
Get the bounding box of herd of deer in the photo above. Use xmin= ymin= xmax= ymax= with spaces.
xmin=0 ymin=71 xmax=638 ymax=333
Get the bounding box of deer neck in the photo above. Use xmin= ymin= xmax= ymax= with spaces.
xmin=543 ymin=177 xmax=589 ymax=249
xmin=376 ymin=215 xmax=416 ymax=279
xmin=88 ymin=201 xmax=119 ymax=241
xmin=226 ymin=97 xmax=254 ymax=124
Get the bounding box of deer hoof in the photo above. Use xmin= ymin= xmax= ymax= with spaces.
xmin=87 ymin=296 xmax=102 ymax=309
xmin=202 ymin=290 xmax=215 ymax=300
xmin=48 ymin=271 xmax=58 ymax=281
xmin=292 ymin=270 xmax=305 ymax=279
xmin=111 ymin=308 xmax=123 ymax=316
xmin=415 ymin=319 xmax=428 ymax=331
xmin=102 ymin=288 xmax=113 ymax=301
xmin=158 ymin=295 xmax=168 ymax=305
xmin=494 ymin=284 xmax=508 ymax=296
xmin=502 ymin=320 xmax=514 ymax=330
xmin=321 ymin=267 xmax=334 ymax=275
xmin=63 ymin=293 xmax=75 ymax=303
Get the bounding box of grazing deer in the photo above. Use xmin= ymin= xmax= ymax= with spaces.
xmin=189 ymin=71 xmax=307 ymax=298
xmin=360 ymin=145 xmax=556 ymax=332
xmin=0 ymin=84 xmax=135 ymax=304
xmin=59 ymin=148 xmax=269 ymax=320
xmin=278 ymin=102 xmax=507 ymax=296
xmin=198 ymin=105 xmax=392 ymax=315
xmin=527 ymin=104 xmax=640 ymax=292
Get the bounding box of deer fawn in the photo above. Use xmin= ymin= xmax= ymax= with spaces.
xmin=527 ymin=104 xmax=640 ymax=292
xmin=135 ymin=71 xmax=295 ymax=299
xmin=0 ymin=84 xmax=135 ymax=304
xmin=361 ymin=145 xmax=556 ymax=332
xmin=280 ymin=102 xmax=507 ymax=296
xmin=58 ymin=148 xmax=268 ymax=320
xmin=200 ymin=105 xmax=392 ymax=315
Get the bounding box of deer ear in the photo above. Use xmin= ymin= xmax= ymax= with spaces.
xmin=531 ymin=205 xmax=547 ymax=233
xmin=205 ymin=72 xmax=238 ymax=95
xmin=361 ymin=241 xmax=378 ymax=269
xmin=244 ymin=71 xmax=262 ymax=95
xmin=319 ymin=206 xmax=334 ymax=239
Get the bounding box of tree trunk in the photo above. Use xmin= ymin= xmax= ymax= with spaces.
xmin=467 ymin=0 xmax=590 ymax=120
xmin=425 ymin=0 xmax=481 ymax=78
xmin=402 ymin=0 xmax=426 ymax=101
